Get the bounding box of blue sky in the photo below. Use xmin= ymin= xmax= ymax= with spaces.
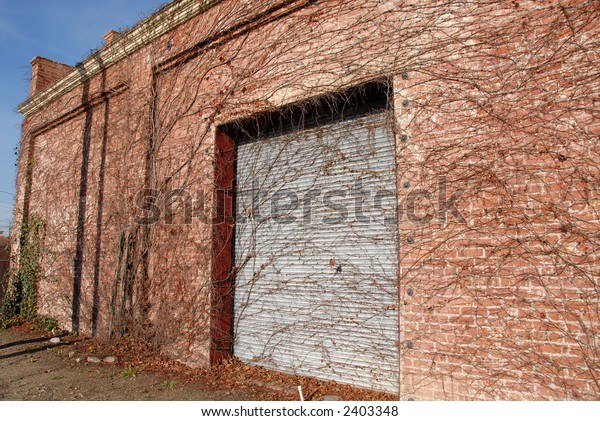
xmin=0 ymin=0 xmax=167 ymax=235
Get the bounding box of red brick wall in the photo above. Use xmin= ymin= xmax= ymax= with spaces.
xmin=13 ymin=0 xmax=599 ymax=399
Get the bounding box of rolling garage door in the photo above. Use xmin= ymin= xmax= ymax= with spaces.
xmin=232 ymin=90 xmax=399 ymax=392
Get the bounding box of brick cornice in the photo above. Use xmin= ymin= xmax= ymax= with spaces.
xmin=17 ymin=0 xmax=222 ymax=116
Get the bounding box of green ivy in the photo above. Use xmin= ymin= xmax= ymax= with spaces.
xmin=1 ymin=215 xmax=45 ymax=321
xmin=33 ymin=314 xmax=58 ymax=332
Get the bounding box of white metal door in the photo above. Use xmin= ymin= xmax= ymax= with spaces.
xmin=233 ymin=110 xmax=399 ymax=392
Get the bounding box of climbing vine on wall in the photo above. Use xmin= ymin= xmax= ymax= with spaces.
xmin=13 ymin=0 xmax=600 ymax=399
xmin=1 ymin=214 xmax=45 ymax=320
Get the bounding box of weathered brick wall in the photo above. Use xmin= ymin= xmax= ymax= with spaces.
xmin=13 ymin=0 xmax=599 ymax=398
xmin=393 ymin=2 xmax=600 ymax=399
xmin=31 ymin=116 xmax=85 ymax=327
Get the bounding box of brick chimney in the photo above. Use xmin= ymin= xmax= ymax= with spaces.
xmin=29 ymin=56 xmax=73 ymax=96
xmin=104 ymin=29 xmax=122 ymax=45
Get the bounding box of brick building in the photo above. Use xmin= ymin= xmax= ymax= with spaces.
xmin=12 ymin=0 xmax=599 ymax=399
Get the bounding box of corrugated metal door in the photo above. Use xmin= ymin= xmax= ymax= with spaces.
xmin=233 ymin=108 xmax=399 ymax=392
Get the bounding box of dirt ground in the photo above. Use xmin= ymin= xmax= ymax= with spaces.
xmin=0 ymin=325 xmax=395 ymax=401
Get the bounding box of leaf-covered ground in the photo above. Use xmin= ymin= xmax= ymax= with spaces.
xmin=0 ymin=324 xmax=395 ymax=401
